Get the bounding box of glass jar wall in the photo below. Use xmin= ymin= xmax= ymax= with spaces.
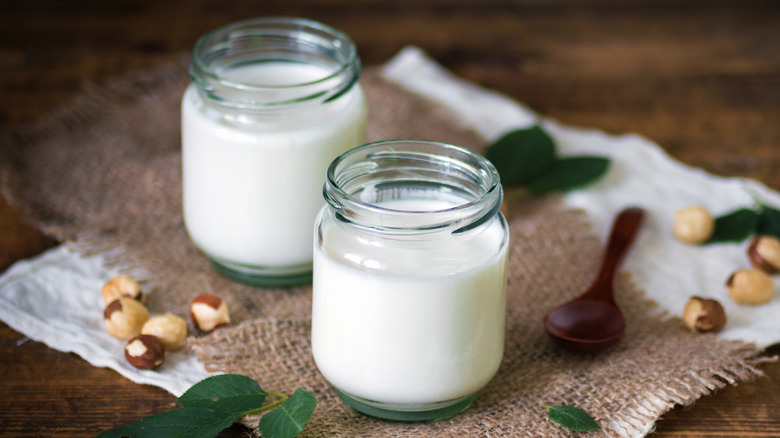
xmin=312 ymin=140 xmax=509 ymax=421
xmin=182 ymin=17 xmax=367 ymax=287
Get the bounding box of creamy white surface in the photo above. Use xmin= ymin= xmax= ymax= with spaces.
xmin=312 ymin=198 xmax=508 ymax=405
xmin=182 ymin=62 xmax=367 ymax=268
xmin=220 ymin=62 xmax=329 ymax=85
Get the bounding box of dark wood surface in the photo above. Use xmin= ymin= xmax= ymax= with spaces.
xmin=2 ymin=1 xmax=779 ymax=436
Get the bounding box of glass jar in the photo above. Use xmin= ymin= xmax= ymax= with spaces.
xmin=312 ymin=140 xmax=509 ymax=422
xmin=182 ymin=17 xmax=367 ymax=287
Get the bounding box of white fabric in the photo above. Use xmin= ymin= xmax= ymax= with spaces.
xmin=0 ymin=47 xmax=778 ymax=401
xmin=0 ymin=245 xmax=211 ymax=396
xmin=383 ymin=46 xmax=780 ymax=348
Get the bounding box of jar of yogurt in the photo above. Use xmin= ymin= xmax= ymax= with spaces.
xmin=182 ymin=17 xmax=367 ymax=287
xmin=312 ymin=140 xmax=509 ymax=421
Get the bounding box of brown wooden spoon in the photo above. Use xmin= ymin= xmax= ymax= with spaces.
xmin=543 ymin=207 xmax=646 ymax=353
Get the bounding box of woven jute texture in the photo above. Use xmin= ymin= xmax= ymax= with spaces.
xmin=0 ymin=56 xmax=772 ymax=437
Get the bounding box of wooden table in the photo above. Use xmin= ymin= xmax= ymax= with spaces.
xmin=1 ymin=1 xmax=779 ymax=436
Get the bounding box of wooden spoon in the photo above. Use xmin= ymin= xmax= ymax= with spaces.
xmin=543 ymin=207 xmax=646 ymax=353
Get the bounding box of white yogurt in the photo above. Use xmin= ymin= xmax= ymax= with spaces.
xmin=312 ymin=197 xmax=508 ymax=405
xmin=182 ymin=61 xmax=367 ymax=270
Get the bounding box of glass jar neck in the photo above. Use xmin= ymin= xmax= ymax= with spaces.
xmin=188 ymin=17 xmax=361 ymax=114
xmin=324 ymin=140 xmax=504 ymax=238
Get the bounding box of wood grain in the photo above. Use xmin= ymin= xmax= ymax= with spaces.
xmin=1 ymin=1 xmax=779 ymax=436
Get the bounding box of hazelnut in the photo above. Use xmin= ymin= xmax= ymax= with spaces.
xmin=726 ymin=268 xmax=775 ymax=305
xmin=141 ymin=313 xmax=189 ymax=351
xmin=124 ymin=334 xmax=165 ymax=370
xmin=683 ymin=296 xmax=727 ymax=333
xmin=101 ymin=275 xmax=143 ymax=304
xmin=190 ymin=294 xmax=230 ymax=332
xmin=747 ymin=235 xmax=780 ymax=274
xmin=104 ymin=298 xmax=150 ymax=340
xmin=673 ymin=206 xmax=714 ymax=244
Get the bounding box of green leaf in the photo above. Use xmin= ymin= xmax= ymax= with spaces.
xmin=757 ymin=205 xmax=780 ymax=239
xmin=525 ymin=156 xmax=610 ymax=194
xmin=97 ymin=407 xmax=237 ymax=438
xmin=706 ymin=208 xmax=760 ymax=243
xmin=98 ymin=374 xmax=317 ymax=438
xmin=177 ymin=374 xmax=267 ymax=414
xmin=542 ymin=404 xmax=600 ymax=432
xmin=257 ymin=390 xmax=317 ymax=438
xmin=485 ymin=125 xmax=558 ymax=185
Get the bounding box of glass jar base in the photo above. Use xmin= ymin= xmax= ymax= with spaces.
xmin=210 ymin=258 xmax=312 ymax=288
xmin=335 ymin=389 xmax=477 ymax=422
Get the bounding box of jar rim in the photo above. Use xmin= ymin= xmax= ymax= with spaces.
xmin=189 ymin=17 xmax=361 ymax=109
xmin=324 ymin=139 xmax=503 ymax=235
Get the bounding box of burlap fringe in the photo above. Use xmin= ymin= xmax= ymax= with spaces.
xmin=606 ymin=354 xmax=776 ymax=437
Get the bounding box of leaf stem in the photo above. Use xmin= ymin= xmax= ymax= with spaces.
xmin=241 ymin=392 xmax=290 ymax=417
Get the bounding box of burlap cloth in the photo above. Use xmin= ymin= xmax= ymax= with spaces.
xmin=0 ymin=56 xmax=773 ymax=437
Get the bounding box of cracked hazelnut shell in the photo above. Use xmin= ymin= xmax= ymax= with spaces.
xmin=683 ymin=296 xmax=727 ymax=333
xmin=747 ymin=235 xmax=780 ymax=274
xmin=124 ymin=334 xmax=165 ymax=370
xmin=104 ymin=298 xmax=150 ymax=340
xmin=190 ymin=294 xmax=230 ymax=332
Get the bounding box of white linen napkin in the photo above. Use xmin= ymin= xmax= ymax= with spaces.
xmin=1 ymin=46 xmax=778 ymax=399
xmin=0 ymin=244 xmax=211 ymax=396
xmin=384 ymin=46 xmax=780 ymax=348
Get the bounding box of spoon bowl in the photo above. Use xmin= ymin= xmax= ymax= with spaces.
xmin=543 ymin=207 xmax=645 ymax=353
xmin=544 ymin=299 xmax=626 ymax=353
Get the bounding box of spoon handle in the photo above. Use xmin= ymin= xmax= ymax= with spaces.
xmin=588 ymin=207 xmax=645 ymax=299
